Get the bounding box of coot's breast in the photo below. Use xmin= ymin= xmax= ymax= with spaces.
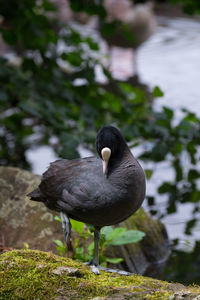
xmin=70 ymin=160 xmax=145 ymax=227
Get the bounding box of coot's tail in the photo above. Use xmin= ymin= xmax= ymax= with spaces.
xmin=27 ymin=188 xmax=43 ymax=202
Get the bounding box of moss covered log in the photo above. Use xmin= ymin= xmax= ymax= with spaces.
xmin=0 ymin=249 xmax=200 ymax=299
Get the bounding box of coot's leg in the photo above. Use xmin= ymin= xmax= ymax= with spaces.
xmin=86 ymin=228 xmax=132 ymax=276
xmin=60 ymin=211 xmax=71 ymax=248
xmin=90 ymin=227 xmax=100 ymax=275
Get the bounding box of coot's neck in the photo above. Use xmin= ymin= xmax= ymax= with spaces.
xmin=107 ymin=146 xmax=131 ymax=176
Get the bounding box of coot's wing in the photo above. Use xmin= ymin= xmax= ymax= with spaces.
xmin=56 ymin=183 xmax=92 ymax=212
xmin=38 ymin=157 xmax=105 ymax=211
xmin=39 ymin=158 xmax=93 ymax=199
xmin=28 ymin=159 xmax=72 ymax=202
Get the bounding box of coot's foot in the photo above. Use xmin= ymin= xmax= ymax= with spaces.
xmin=99 ymin=266 xmax=132 ymax=276
xmin=84 ymin=262 xmax=131 ymax=275
xmin=84 ymin=261 xmax=100 ymax=275
xmin=90 ymin=264 xmax=100 ymax=275
xmin=90 ymin=265 xmax=132 ymax=275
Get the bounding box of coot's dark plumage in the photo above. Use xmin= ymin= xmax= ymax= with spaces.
xmin=28 ymin=126 xmax=146 ymax=274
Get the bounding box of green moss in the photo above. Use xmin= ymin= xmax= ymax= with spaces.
xmin=1 ymin=249 xmax=199 ymax=299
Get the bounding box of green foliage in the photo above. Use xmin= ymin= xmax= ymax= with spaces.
xmin=169 ymin=0 xmax=200 ymax=15
xmin=0 ymin=0 xmax=151 ymax=167
xmin=153 ymin=86 xmax=164 ymax=98
xmin=53 ymin=217 xmax=145 ymax=266
xmin=105 ymin=229 xmax=145 ymax=246
xmin=23 ymin=242 xmax=30 ymax=250
xmin=145 ymin=169 xmax=153 ymax=180
xmin=0 ymin=0 xmax=57 ymax=50
xmin=69 ymin=0 xmax=106 ymax=18
xmin=70 ymin=219 xmax=85 ymax=235
xmin=53 ymin=239 xmax=67 ymax=256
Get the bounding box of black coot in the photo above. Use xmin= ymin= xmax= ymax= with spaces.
xmin=28 ymin=126 xmax=146 ymax=274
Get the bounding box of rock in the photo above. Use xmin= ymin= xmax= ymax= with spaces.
xmin=113 ymin=208 xmax=170 ymax=276
xmin=0 ymin=166 xmax=169 ymax=277
xmin=0 ymin=249 xmax=200 ymax=299
xmin=52 ymin=266 xmax=81 ymax=276
xmin=0 ymin=166 xmax=63 ymax=253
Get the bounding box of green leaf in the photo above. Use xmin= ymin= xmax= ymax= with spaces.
xmin=2 ymin=29 xmax=18 ymax=45
xmin=59 ymin=132 xmax=80 ymax=159
xmin=56 ymin=246 xmax=66 ymax=255
xmin=185 ymin=219 xmax=197 ymax=235
xmin=163 ymin=106 xmax=174 ymax=120
xmin=84 ymin=37 xmax=99 ymax=51
xmin=67 ymin=52 xmax=82 ymax=67
xmin=173 ymin=159 xmax=183 ymax=181
xmin=54 ymin=215 xmax=61 ymax=222
xmin=24 ymin=242 xmax=29 ymax=249
xmin=188 ymin=169 xmax=200 ymax=181
xmin=106 ymin=257 xmax=123 ymax=264
xmin=147 ymin=196 xmax=155 ymax=206
xmin=153 ymin=86 xmax=164 ymax=98
xmin=86 ymin=224 xmax=95 ymax=232
xmin=183 ymin=111 xmax=199 ymax=123
xmin=0 ymin=90 xmax=8 ymax=102
xmin=101 ymin=226 xmax=113 ymax=237
xmin=190 ymin=191 xmax=200 ymax=203
xmin=71 ymin=219 xmax=84 ymax=235
xmin=107 ymin=230 xmax=145 ymax=246
xmin=158 ymin=182 xmax=174 ymax=194
xmin=122 ymin=23 xmax=136 ymax=45
xmin=100 ymin=261 xmax=107 ymax=268
xmin=42 ymin=0 xmax=57 ymax=12
xmin=53 ymin=240 xmax=65 ymax=247
xmin=88 ymin=242 xmax=94 ymax=256
xmin=19 ymin=101 xmax=41 ymax=118
xmin=100 ymin=21 xmax=118 ymax=37
xmin=151 ymin=142 xmax=169 ymax=161
xmin=106 ymin=227 xmax=126 ymax=241
xmin=145 ymin=169 xmax=153 ymax=180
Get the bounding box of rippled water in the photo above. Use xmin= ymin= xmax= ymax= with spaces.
xmin=138 ymin=16 xmax=200 ymax=117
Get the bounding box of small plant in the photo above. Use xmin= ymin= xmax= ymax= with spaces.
xmin=53 ymin=239 xmax=67 ymax=256
xmin=53 ymin=216 xmax=145 ymax=267
xmin=99 ymin=226 xmax=145 ymax=266
xmin=23 ymin=242 xmax=30 ymax=250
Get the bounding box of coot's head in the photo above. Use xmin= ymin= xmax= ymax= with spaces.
xmin=96 ymin=126 xmax=128 ymax=175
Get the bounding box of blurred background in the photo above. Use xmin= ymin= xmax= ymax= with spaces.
xmin=0 ymin=0 xmax=200 ymax=285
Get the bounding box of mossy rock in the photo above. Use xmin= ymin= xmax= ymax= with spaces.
xmin=0 ymin=249 xmax=200 ymax=300
xmin=0 ymin=166 xmax=63 ymax=253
